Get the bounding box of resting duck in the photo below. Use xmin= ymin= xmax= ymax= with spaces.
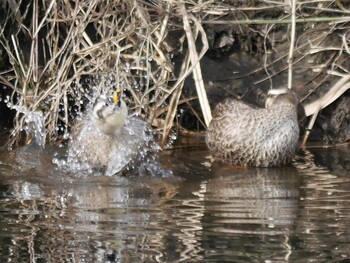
xmin=68 ymin=89 xmax=149 ymax=174
xmin=206 ymin=88 xmax=301 ymax=167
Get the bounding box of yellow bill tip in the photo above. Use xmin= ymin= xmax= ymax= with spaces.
xmin=113 ymin=88 xmax=121 ymax=104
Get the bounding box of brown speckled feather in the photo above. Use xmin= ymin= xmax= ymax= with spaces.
xmin=206 ymin=91 xmax=300 ymax=167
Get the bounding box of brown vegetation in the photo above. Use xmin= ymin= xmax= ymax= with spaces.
xmin=0 ymin=0 xmax=349 ymax=147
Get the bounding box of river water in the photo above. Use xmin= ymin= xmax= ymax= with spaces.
xmin=0 ymin=138 xmax=349 ymax=262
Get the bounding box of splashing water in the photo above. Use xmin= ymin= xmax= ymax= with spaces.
xmin=105 ymin=116 xmax=156 ymax=176
xmin=56 ymin=111 xmax=166 ymax=177
xmin=8 ymin=103 xmax=46 ymax=147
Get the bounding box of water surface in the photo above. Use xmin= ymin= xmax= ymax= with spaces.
xmin=0 ymin=140 xmax=350 ymax=262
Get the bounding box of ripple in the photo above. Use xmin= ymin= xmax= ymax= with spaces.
xmin=1 ymin=143 xmax=350 ymax=262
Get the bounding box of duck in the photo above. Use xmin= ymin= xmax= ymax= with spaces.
xmin=68 ymin=89 xmax=150 ymax=174
xmin=91 ymin=89 xmax=128 ymax=135
xmin=206 ymin=88 xmax=301 ymax=167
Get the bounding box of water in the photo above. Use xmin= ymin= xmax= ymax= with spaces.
xmin=62 ymin=114 xmax=156 ymax=176
xmin=7 ymin=104 xmax=46 ymax=148
xmin=0 ymin=138 xmax=350 ymax=262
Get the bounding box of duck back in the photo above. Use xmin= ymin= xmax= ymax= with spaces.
xmin=206 ymin=95 xmax=300 ymax=167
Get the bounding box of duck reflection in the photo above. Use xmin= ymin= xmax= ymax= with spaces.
xmin=1 ymin=173 xmax=179 ymax=263
xmin=202 ymin=163 xmax=301 ymax=260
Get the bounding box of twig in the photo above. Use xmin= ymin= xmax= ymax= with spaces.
xmin=202 ymin=16 xmax=350 ymax=25
xmin=180 ymin=3 xmax=212 ymax=126
xmin=303 ymin=74 xmax=350 ymax=116
xmin=287 ymin=0 xmax=297 ymax=90
xmin=161 ymin=53 xmax=190 ymax=147
xmin=301 ymin=74 xmax=350 ymax=146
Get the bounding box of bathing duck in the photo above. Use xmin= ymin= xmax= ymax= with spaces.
xmin=68 ymin=89 xmax=150 ymax=174
xmin=91 ymin=89 xmax=128 ymax=135
xmin=206 ymin=88 xmax=301 ymax=167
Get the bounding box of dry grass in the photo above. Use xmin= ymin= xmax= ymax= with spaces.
xmin=0 ymin=0 xmax=350 ymax=147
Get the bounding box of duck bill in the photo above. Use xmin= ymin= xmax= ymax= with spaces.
xmin=113 ymin=89 xmax=122 ymax=107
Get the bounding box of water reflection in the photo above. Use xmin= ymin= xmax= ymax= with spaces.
xmin=293 ymin=146 xmax=350 ymax=261
xmin=202 ymin=165 xmax=300 ymax=261
xmin=1 ymin=175 xmax=180 ymax=262
xmin=0 ymin=142 xmax=350 ymax=262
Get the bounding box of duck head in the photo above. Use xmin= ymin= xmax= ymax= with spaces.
xmin=92 ymin=88 xmax=128 ymax=135
xmin=264 ymin=88 xmax=298 ymax=109
xmin=265 ymin=87 xmax=306 ymax=128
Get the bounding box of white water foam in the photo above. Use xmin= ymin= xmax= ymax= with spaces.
xmin=8 ymin=103 xmax=46 ymax=147
xmin=56 ymin=112 xmax=168 ymax=177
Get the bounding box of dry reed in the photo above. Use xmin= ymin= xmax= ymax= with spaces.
xmin=0 ymin=0 xmax=349 ymax=147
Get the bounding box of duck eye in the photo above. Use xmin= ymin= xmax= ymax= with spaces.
xmin=107 ymin=97 xmax=113 ymax=105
